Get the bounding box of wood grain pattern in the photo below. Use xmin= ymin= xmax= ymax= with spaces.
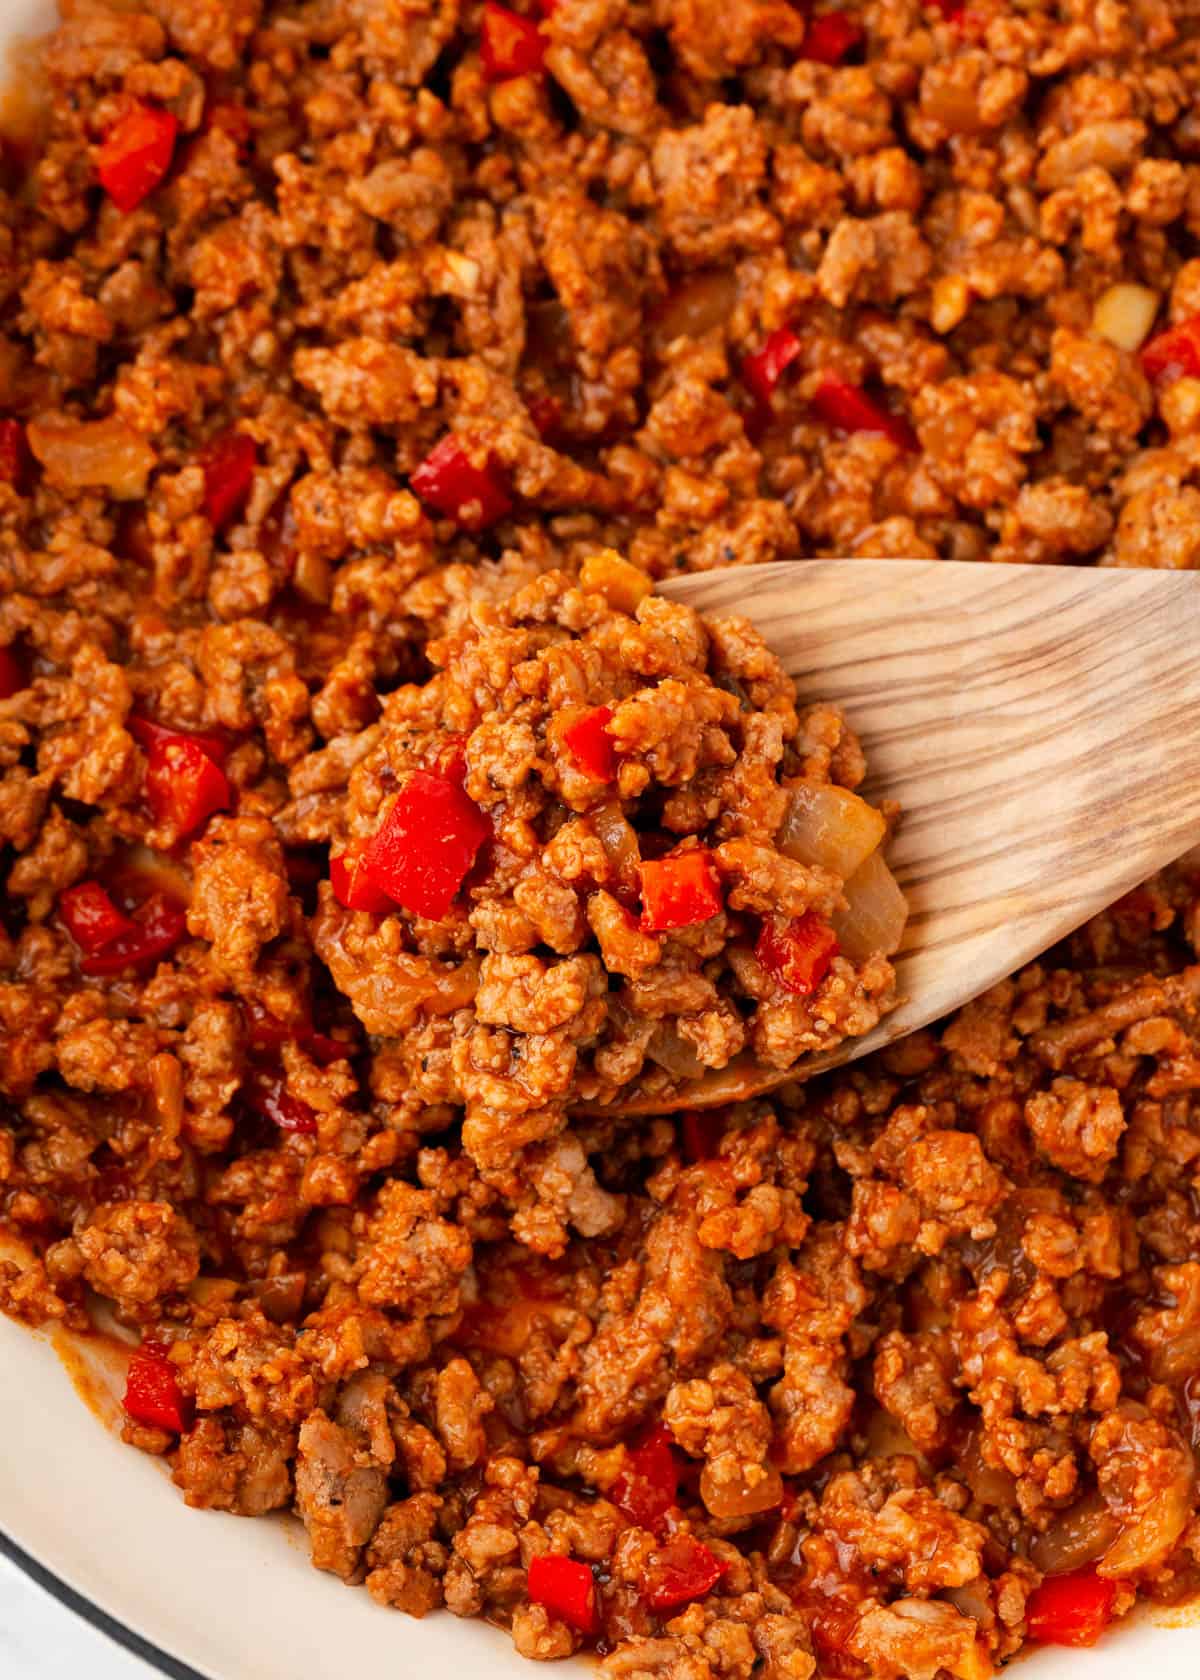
xmin=599 ymin=560 xmax=1200 ymax=1112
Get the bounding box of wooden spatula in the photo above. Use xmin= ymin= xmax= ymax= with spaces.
xmin=592 ymin=559 xmax=1200 ymax=1114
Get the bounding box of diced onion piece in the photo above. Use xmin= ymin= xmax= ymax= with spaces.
xmin=653 ymin=269 xmax=738 ymax=345
xmin=778 ymin=781 xmax=886 ymax=878
xmin=1029 ymin=1490 xmax=1119 ymax=1577
xmin=864 ymin=1406 xmax=927 ymax=1467
xmin=27 ymin=415 xmax=156 ymax=499
xmin=188 ymin=1276 xmax=240 ymax=1307
xmin=581 ymin=549 xmax=652 ymax=614
xmin=1092 ymin=284 xmax=1159 ymax=353
xmin=832 ymin=850 xmax=907 ymax=961
xmin=645 ymin=1025 xmax=704 ymax=1081
xmin=593 ymin=800 xmax=641 ymax=899
xmin=700 ymin=1462 xmax=783 ymax=1521
xmin=960 ymin=1424 xmax=1018 ymax=1508
xmin=1098 ymin=1469 xmax=1193 ymax=1576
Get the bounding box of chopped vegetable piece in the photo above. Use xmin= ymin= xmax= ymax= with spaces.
xmin=564 ymin=705 xmax=617 ymax=781
xmin=1139 ymin=315 xmax=1200 ymax=384
xmin=410 ymin=435 xmax=513 ymax=529
xmin=833 ymin=850 xmax=907 ymax=961
xmin=756 ymin=912 xmax=839 ymax=995
xmin=123 ymin=1346 xmax=192 ymax=1433
xmin=307 ymin=1031 xmax=353 ymax=1065
xmin=59 ymin=881 xmax=137 ymax=956
xmin=700 ymin=1461 xmax=783 ymax=1521
xmin=97 ymin=102 xmax=179 ymax=213
xmin=242 ymin=1004 xmax=304 ymax=1052
xmin=0 ymin=419 xmax=30 ymax=489
xmin=129 ymin=714 xmax=232 ymax=766
xmin=641 ymin=1532 xmax=726 ymax=1613
xmin=742 ymin=327 xmax=803 ymax=406
xmin=612 ymin=1423 xmax=680 ymax=1531
xmin=244 ymin=1073 xmax=319 ymax=1135
xmin=201 ymin=431 xmax=257 ymax=530
xmin=144 ymin=734 xmax=232 ymax=838
xmin=802 ymin=11 xmax=865 ymax=63
xmin=680 ymin=1110 xmax=724 ymax=1163
xmin=481 ymin=1 xmax=547 ymax=80
xmin=0 ymin=646 xmax=23 ymax=699
xmin=1092 ymin=284 xmax=1158 ymax=353
xmin=26 ymin=415 xmax=156 ymax=499
xmin=639 ymin=850 xmax=723 ymax=934
xmin=812 ymin=374 xmax=917 ymax=450
xmin=527 ymin=1554 xmax=598 ymax=1635
xmin=580 ymin=549 xmax=652 ymax=613
xmin=331 ymin=840 xmax=395 ymax=912
xmin=244 ymin=1003 xmax=353 ymax=1065
xmin=80 ymin=893 xmax=188 ymax=976
xmin=1026 ymin=1570 xmax=1118 ymax=1648
xmin=363 ymin=770 xmax=492 ymax=921
xmin=778 ymin=781 xmax=886 ymax=878
xmin=528 ymin=392 xmax=562 ymax=439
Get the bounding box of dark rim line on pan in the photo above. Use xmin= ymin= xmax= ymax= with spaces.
xmin=0 ymin=1525 xmax=208 ymax=1680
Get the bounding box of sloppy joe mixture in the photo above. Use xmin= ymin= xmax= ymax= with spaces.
xmin=1 ymin=0 xmax=1200 ymax=1676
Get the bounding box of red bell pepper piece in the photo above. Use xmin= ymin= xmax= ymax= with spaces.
xmin=242 ymin=1004 xmax=301 ymax=1053
xmin=144 ymin=734 xmax=231 ymax=838
xmin=1139 ymin=315 xmax=1200 ymax=385
xmin=243 ymin=1003 xmax=352 ymax=1065
xmin=98 ymin=102 xmax=179 ymax=213
xmin=129 ymin=715 xmax=232 ymax=767
xmin=123 ymin=1346 xmax=192 ymax=1433
xmin=1026 ymin=1570 xmax=1118 ymax=1648
xmin=244 ymin=1072 xmax=318 ymax=1135
xmin=307 ymin=1031 xmax=353 ymax=1064
xmin=0 ymin=419 xmax=31 ymax=490
xmin=742 ymin=327 xmax=803 ymax=407
xmin=639 ymin=850 xmax=723 ymax=934
xmin=331 ymin=840 xmax=395 ymax=913
xmin=564 ymin=705 xmax=617 ymax=781
xmin=528 ymin=393 xmax=562 ymax=440
xmin=59 ymin=881 xmax=137 ymax=957
xmin=680 ymin=1110 xmax=724 ymax=1163
xmin=201 ymin=431 xmax=257 ymax=530
xmin=0 ymin=646 xmax=24 ymax=699
xmin=611 ymin=1423 xmax=680 ymax=1531
xmin=481 ymin=1 xmax=547 ymax=80
xmin=363 ymin=770 xmax=491 ymax=921
xmin=641 ymin=1532 xmax=727 ymax=1614
xmin=527 ymin=1555 xmax=598 ymax=1635
xmin=410 ymin=435 xmax=513 ymax=529
xmin=802 ymin=11 xmax=865 ymax=62
xmin=811 ymin=374 xmax=917 ymax=450
xmin=81 ymin=893 xmax=188 ymax=976
xmin=756 ymin=911 xmax=839 ymax=995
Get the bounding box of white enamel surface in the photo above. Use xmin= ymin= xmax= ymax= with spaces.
xmin=0 ymin=1551 xmax=158 ymax=1680
xmin=0 ymin=4 xmax=1197 ymax=1678
xmin=0 ymin=1317 xmax=534 ymax=1679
